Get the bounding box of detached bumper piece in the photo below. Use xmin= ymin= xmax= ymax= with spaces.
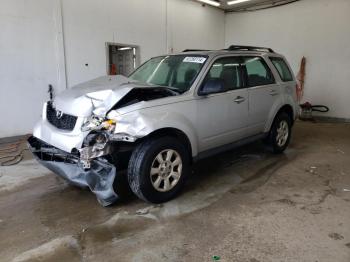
xmin=27 ymin=136 xmax=118 ymax=206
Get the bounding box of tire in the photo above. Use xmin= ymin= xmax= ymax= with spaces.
xmin=127 ymin=136 xmax=190 ymax=203
xmin=113 ymin=170 xmax=133 ymax=200
xmin=108 ymin=152 xmax=133 ymax=200
xmin=268 ymin=112 xmax=292 ymax=154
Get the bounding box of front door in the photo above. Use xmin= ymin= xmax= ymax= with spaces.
xmin=196 ymin=56 xmax=249 ymax=152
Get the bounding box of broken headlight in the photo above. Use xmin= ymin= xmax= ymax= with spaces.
xmin=81 ymin=115 xmax=116 ymax=132
xmin=80 ymin=132 xmax=111 ymax=168
xmin=83 ymin=132 xmax=109 ymax=151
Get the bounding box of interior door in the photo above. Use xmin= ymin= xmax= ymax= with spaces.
xmin=196 ymin=56 xmax=249 ymax=152
xmin=242 ymin=56 xmax=280 ymax=134
xmin=112 ymin=48 xmax=134 ymax=76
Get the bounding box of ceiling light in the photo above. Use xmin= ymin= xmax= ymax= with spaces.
xmin=197 ymin=0 xmax=221 ymax=7
xmin=227 ymin=0 xmax=252 ymax=5
xmin=118 ymin=47 xmax=132 ymax=51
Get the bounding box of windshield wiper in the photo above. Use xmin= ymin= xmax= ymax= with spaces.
xmin=151 ymin=85 xmax=182 ymax=94
xmin=163 ymin=86 xmax=182 ymax=94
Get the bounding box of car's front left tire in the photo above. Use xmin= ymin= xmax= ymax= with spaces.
xmin=127 ymin=136 xmax=190 ymax=203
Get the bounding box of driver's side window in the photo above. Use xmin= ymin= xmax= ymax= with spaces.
xmin=205 ymin=57 xmax=242 ymax=92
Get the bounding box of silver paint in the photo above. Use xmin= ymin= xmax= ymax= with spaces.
xmin=29 ymin=50 xmax=298 ymax=205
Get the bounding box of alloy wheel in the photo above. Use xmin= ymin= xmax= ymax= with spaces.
xmin=150 ymin=149 xmax=183 ymax=192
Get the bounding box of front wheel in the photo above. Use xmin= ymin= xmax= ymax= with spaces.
xmin=268 ymin=112 xmax=292 ymax=154
xmin=127 ymin=136 xmax=190 ymax=203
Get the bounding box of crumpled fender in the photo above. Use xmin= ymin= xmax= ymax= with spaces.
xmin=110 ymin=110 xmax=199 ymax=157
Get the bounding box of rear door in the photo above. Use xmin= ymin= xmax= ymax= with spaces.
xmin=269 ymin=56 xmax=297 ymax=104
xmin=242 ymin=56 xmax=279 ymax=134
xmin=196 ymin=56 xmax=249 ymax=152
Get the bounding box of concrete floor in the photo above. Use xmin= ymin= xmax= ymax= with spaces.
xmin=0 ymin=121 xmax=349 ymax=262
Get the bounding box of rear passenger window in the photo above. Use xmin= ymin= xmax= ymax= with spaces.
xmin=270 ymin=57 xmax=293 ymax=82
xmin=243 ymin=57 xmax=275 ymax=87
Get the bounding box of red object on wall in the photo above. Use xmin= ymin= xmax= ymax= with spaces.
xmin=296 ymin=57 xmax=306 ymax=102
xmin=110 ymin=64 xmax=117 ymax=75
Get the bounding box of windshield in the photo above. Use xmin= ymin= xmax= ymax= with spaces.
xmin=129 ymin=55 xmax=207 ymax=93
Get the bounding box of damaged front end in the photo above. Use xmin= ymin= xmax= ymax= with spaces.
xmin=27 ymin=135 xmax=119 ymax=206
xmin=27 ymin=75 xmax=179 ymax=206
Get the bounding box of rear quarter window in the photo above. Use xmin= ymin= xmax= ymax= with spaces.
xmin=270 ymin=57 xmax=294 ymax=82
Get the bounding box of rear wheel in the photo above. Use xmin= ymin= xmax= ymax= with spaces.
xmin=127 ymin=136 xmax=190 ymax=203
xmin=268 ymin=112 xmax=292 ymax=153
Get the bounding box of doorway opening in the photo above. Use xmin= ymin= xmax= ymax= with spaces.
xmin=106 ymin=43 xmax=139 ymax=76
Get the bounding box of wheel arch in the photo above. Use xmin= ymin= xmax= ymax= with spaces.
xmin=265 ymin=104 xmax=295 ymax=133
xmin=139 ymin=127 xmax=193 ymax=161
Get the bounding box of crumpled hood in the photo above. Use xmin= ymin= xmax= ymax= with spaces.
xmin=54 ymin=75 xmax=141 ymax=117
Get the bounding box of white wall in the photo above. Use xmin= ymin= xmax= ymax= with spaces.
xmin=0 ymin=0 xmax=224 ymax=138
xmin=167 ymin=0 xmax=224 ymax=53
xmin=225 ymin=0 xmax=350 ymax=119
xmin=0 ymin=0 xmax=65 ymax=138
xmin=62 ymin=0 xmax=224 ymax=86
xmin=6 ymin=0 xmax=348 ymax=138
xmin=61 ymin=0 xmax=167 ymax=87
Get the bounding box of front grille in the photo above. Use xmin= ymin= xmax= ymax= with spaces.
xmin=46 ymin=102 xmax=77 ymax=131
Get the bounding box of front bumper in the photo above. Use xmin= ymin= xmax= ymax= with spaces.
xmin=27 ymin=136 xmax=119 ymax=206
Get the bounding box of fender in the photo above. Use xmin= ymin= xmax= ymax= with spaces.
xmin=110 ymin=109 xmax=199 ymax=157
xmin=284 ymin=90 xmax=299 ymax=121
xmin=263 ymin=92 xmax=297 ymax=133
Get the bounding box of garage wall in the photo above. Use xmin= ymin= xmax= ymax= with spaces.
xmin=225 ymin=0 xmax=350 ymax=119
xmin=62 ymin=0 xmax=224 ymax=87
xmin=0 ymin=0 xmax=224 ymax=138
xmin=167 ymin=0 xmax=225 ymax=53
xmin=61 ymin=0 xmax=167 ymax=87
xmin=0 ymin=0 xmax=65 ymax=138
xmin=2 ymin=0 xmax=348 ymax=139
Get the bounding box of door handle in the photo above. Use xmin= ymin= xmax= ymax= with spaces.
xmin=234 ymin=96 xmax=245 ymax=104
xmin=269 ymin=90 xmax=279 ymax=96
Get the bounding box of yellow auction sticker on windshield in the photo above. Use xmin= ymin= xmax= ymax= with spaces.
xmin=183 ymin=57 xmax=207 ymax=63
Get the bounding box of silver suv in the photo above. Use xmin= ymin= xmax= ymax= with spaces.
xmin=28 ymin=45 xmax=298 ymax=206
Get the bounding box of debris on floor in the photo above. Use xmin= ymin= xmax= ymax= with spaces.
xmin=328 ymin=233 xmax=344 ymax=241
xmin=0 ymin=135 xmax=30 ymax=166
xmin=135 ymin=205 xmax=163 ymax=215
xmin=337 ymin=149 xmax=345 ymax=154
xmin=307 ymin=166 xmax=317 ymax=174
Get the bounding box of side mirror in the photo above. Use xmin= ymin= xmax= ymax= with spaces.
xmin=198 ymin=79 xmax=225 ymax=96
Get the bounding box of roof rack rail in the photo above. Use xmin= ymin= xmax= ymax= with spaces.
xmin=182 ymin=49 xmax=210 ymax=52
xmin=226 ymin=45 xmax=274 ymax=53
